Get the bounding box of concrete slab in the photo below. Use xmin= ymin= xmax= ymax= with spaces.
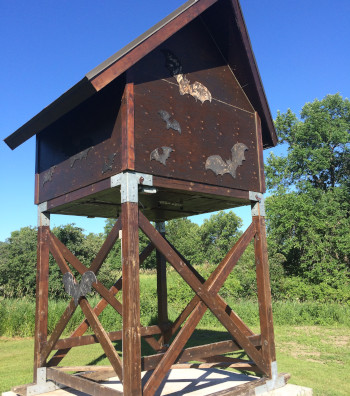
xmin=3 ymin=369 xmax=312 ymax=396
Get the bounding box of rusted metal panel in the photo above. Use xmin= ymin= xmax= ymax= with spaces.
xmin=130 ymin=18 xmax=263 ymax=193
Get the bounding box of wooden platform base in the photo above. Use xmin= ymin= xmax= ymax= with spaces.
xmin=8 ymin=368 xmax=291 ymax=396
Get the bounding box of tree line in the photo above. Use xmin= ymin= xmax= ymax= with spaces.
xmin=0 ymin=94 xmax=349 ymax=302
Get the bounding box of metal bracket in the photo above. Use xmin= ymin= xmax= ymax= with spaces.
xmin=37 ymin=202 xmax=50 ymax=227
xmin=255 ymin=362 xmax=286 ymax=395
xmin=155 ymin=222 xmax=166 ymax=233
xmin=110 ymin=171 xmax=153 ymax=203
xmin=249 ymin=191 xmax=265 ymax=217
xmin=26 ymin=368 xmax=61 ymax=396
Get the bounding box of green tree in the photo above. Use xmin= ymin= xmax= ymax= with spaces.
xmin=166 ymin=218 xmax=204 ymax=266
xmin=0 ymin=224 xmax=104 ymax=298
xmin=200 ymin=210 xmax=242 ymax=264
xmin=49 ymin=225 xmax=104 ymax=297
xmin=267 ymin=93 xmax=350 ymax=192
xmin=265 ymin=94 xmax=350 ymax=293
xmin=0 ymin=227 xmax=37 ymax=297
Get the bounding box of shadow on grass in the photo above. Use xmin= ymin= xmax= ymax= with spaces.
xmin=87 ymin=328 xmax=255 ymax=375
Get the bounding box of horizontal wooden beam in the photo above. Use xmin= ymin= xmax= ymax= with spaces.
xmin=53 ymin=325 xmax=164 ymax=350
xmin=153 ymin=176 xmax=250 ymax=201
xmin=141 ymin=337 xmax=260 ymax=371
xmin=46 ymin=368 xmax=122 ymax=396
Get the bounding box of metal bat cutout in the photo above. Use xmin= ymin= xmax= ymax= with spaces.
xmin=158 ymin=110 xmax=181 ymax=134
xmin=162 ymin=50 xmax=212 ymax=104
xmin=70 ymin=147 xmax=93 ymax=168
xmin=42 ymin=166 xmax=56 ymax=186
xmin=63 ymin=271 xmax=97 ymax=306
xmin=150 ymin=146 xmax=174 ymax=166
xmin=205 ymin=143 xmax=248 ymax=178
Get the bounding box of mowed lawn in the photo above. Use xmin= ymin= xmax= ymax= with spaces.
xmin=0 ymin=325 xmax=349 ymax=396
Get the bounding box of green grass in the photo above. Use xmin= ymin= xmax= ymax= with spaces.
xmin=1 ymin=270 xmax=349 ymax=337
xmin=1 ymin=271 xmax=349 ymax=394
xmin=1 ymin=325 xmax=349 ymax=395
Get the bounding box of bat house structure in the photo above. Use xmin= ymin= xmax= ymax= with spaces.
xmin=5 ymin=0 xmax=289 ymax=394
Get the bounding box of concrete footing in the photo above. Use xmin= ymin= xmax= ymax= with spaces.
xmin=3 ymin=368 xmax=312 ymax=396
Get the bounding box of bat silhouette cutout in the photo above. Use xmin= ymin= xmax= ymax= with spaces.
xmin=63 ymin=271 xmax=97 ymax=306
xmin=205 ymin=143 xmax=248 ymax=178
xmin=70 ymin=147 xmax=93 ymax=168
xmin=158 ymin=110 xmax=181 ymax=134
xmin=150 ymin=147 xmax=174 ymax=166
xmin=42 ymin=166 xmax=56 ymax=186
xmin=162 ymin=50 xmax=212 ymax=104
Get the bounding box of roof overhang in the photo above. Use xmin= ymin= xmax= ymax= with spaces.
xmin=4 ymin=0 xmax=277 ymax=150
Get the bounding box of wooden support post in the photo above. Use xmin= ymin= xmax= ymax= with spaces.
xmin=121 ymin=200 xmax=142 ymax=395
xmin=252 ymin=196 xmax=276 ymax=378
xmin=155 ymin=222 xmax=168 ymax=344
xmin=34 ymin=207 xmax=50 ymax=381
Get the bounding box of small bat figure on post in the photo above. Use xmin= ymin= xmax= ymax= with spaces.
xmin=158 ymin=110 xmax=181 ymax=134
xmin=205 ymin=143 xmax=248 ymax=178
xmin=63 ymin=271 xmax=97 ymax=306
xmin=162 ymin=49 xmax=212 ymax=104
xmin=150 ymin=147 xmax=174 ymax=166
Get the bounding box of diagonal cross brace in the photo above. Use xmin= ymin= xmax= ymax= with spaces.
xmin=42 ymin=234 xmax=124 ymax=380
xmin=39 ymin=219 xmax=122 ymax=367
xmin=47 ymin=242 xmax=156 ymax=367
xmin=139 ymin=212 xmax=268 ymax=395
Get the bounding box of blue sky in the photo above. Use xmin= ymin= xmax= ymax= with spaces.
xmin=1 ymin=0 xmax=349 ymax=242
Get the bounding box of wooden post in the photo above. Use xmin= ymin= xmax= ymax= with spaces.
xmin=121 ymin=195 xmax=142 ymax=394
xmin=252 ymin=197 xmax=276 ymax=378
xmin=155 ymin=222 xmax=168 ymax=342
xmin=34 ymin=206 xmax=50 ymax=381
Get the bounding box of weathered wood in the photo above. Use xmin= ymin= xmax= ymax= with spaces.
xmin=205 ymin=373 xmax=291 ymax=396
xmin=139 ymin=213 xmax=267 ymax=395
xmin=122 ymin=202 xmax=142 ymax=395
xmin=143 ymin=335 xmax=164 ymax=352
xmin=156 ymin=223 xmax=169 ymax=346
xmin=255 ymin=112 xmax=266 ymax=193
xmin=56 ymin=365 xmax=111 ymax=372
xmin=90 ymin=217 xmax=122 ymax=271
xmin=166 ymin=230 xmax=255 ymax=339
xmin=170 ymin=362 xmax=259 ymax=370
xmin=53 ymin=325 xmax=163 ymax=350
xmin=48 ymin=234 xmax=71 ymax=274
xmin=141 ymin=338 xmax=260 ymax=371
xmin=46 ymin=178 xmax=111 ymax=211
xmin=46 ymin=368 xmax=123 ymax=396
xmin=41 ymin=300 xmax=77 ymax=364
xmin=47 ymin=276 xmax=122 ymax=367
xmin=253 ymin=212 xmax=276 ymax=378
xmin=50 ymin=232 xmax=123 ymax=315
xmin=33 ymin=225 xmax=50 ymax=380
xmin=37 ymin=79 xmax=124 ymax=204
xmin=121 ymin=82 xmax=135 ymax=170
xmin=48 ymin=240 xmax=154 ymax=367
xmin=79 ymin=298 xmax=123 ymax=380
